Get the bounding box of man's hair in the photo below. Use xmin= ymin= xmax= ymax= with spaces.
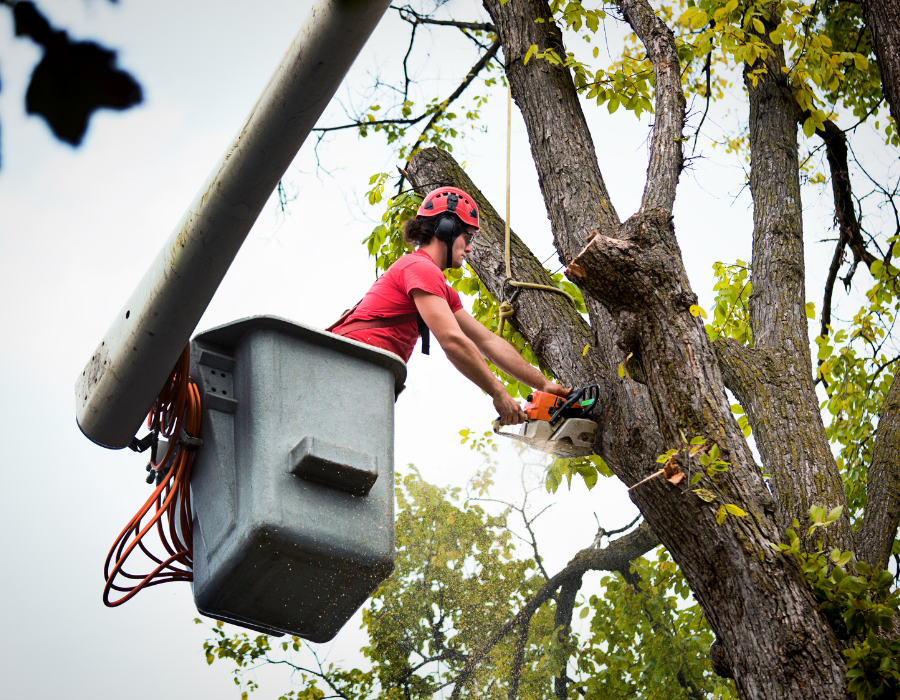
xmin=403 ymin=216 xmax=436 ymax=247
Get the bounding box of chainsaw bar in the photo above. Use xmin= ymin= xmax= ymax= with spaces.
xmin=492 ymin=417 xmax=598 ymax=458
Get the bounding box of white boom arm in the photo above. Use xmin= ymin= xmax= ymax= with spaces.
xmin=75 ymin=0 xmax=393 ymax=449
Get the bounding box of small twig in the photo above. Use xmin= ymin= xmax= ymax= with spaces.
xmin=691 ymin=44 xmax=713 ymax=156
xmin=408 ymin=37 xmax=502 ymax=156
xmin=393 ymin=5 xmax=496 ymax=33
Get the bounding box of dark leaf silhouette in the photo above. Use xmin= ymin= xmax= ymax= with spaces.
xmin=13 ymin=1 xmax=142 ymax=145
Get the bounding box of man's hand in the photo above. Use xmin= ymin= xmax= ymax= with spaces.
xmin=540 ymin=381 xmax=571 ymax=399
xmin=494 ymin=390 xmax=527 ymax=425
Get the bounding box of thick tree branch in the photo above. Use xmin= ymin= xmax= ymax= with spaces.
xmin=856 ymin=366 xmax=900 ymax=568
xmin=407 ymin=150 xmax=602 ymax=389
xmin=483 ymin=0 xmax=620 ymax=264
xmin=746 ymin=30 xmax=808 ymax=358
xmin=619 ymin=0 xmax=686 ymax=213
xmin=808 ymin=116 xmax=877 ymax=338
xmin=553 ymin=572 xmax=583 ymax=699
xmin=739 ymin=25 xmax=852 ymax=550
xmin=507 ymin=620 xmax=528 ymax=700
xmin=713 ymin=338 xmax=851 ymax=553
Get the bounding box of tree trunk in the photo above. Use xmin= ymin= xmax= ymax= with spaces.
xmin=715 ymin=26 xmax=853 ymax=552
xmin=862 ymin=0 xmax=900 ymax=130
xmin=440 ymin=0 xmax=858 ymax=696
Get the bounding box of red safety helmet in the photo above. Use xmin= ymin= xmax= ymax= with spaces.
xmin=417 ymin=186 xmax=480 ymax=229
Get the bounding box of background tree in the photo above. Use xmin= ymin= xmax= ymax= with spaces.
xmin=205 ymin=0 xmax=900 ymax=697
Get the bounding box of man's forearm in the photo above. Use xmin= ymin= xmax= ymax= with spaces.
xmin=443 ymin=335 xmax=508 ymax=399
xmin=482 ymin=336 xmax=550 ymax=390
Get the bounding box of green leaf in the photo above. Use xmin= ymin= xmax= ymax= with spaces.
xmin=871 ymin=259 xmax=884 ymax=278
xmin=690 ymin=9 xmax=708 ymax=29
xmin=805 ymin=302 xmax=816 ymax=319
xmin=716 ymin=505 xmax=727 ymax=525
xmin=825 ymin=506 xmax=844 ymax=523
xmin=803 ymin=117 xmax=816 ymax=138
xmin=724 ymin=504 xmax=746 ymax=517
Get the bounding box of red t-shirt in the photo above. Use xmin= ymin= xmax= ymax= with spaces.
xmin=333 ymin=250 xmax=463 ymax=362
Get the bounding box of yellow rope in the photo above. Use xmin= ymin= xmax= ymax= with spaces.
xmin=497 ymin=84 xmax=576 ymax=338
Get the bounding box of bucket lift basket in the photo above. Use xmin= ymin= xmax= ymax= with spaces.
xmin=189 ymin=315 xmax=406 ymax=642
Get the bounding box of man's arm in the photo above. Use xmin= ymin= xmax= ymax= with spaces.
xmin=411 ymin=290 xmax=526 ymax=425
xmin=454 ymin=308 xmax=570 ymax=398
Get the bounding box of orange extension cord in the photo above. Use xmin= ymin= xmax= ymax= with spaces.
xmin=103 ymin=345 xmax=201 ymax=607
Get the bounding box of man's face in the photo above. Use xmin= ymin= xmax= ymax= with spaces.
xmin=451 ymin=228 xmax=476 ymax=268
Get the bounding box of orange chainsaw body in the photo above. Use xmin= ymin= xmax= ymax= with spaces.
xmin=524 ymin=391 xmax=564 ymax=422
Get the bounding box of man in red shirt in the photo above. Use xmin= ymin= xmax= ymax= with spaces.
xmin=331 ymin=187 xmax=569 ymax=425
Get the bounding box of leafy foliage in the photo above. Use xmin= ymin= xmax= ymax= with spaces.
xmin=579 ymin=549 xmax=737 ymax=699
xmin=772 ymin=507 xmax=900 ymax=699
xmin=704 ymin=261 xmax=753 ymax=345
xmin=545 ymin=454 xmax=613 ymax=494
xmin=818 ymin=261 xmax=900 ymax=525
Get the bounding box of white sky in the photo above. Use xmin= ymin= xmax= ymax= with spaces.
xmin=0 ymin=0 xmax=884 ymax=697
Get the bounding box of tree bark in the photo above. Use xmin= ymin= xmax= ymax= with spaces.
xmin=856 ymin=367 xmax=900 ymax=569
xmin=569 ymin=210 xmax=847 ymax=698
xmin=553 ymin=572 xmax=582 ymax=699
xmin=861 ymin=0 xmax=900 ymax=130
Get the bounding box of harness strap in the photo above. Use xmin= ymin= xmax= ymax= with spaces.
xmin=328 ymin=306 xmax=431 ymax=355
xmin=331 ymin=313 xmax=419 ymax=335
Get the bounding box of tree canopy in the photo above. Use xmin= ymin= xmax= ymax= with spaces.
xmin=202 ymin=1 xmax=900 ymax=698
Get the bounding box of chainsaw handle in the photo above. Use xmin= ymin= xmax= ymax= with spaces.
xmin=493 ymin=418 xmax=514 ymax=435
xmin=548 ymin=384 xmax=598 ymax=426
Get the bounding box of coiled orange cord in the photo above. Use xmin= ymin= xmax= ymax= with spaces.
xmin=103 ymin=345 xmax=201 ymax=607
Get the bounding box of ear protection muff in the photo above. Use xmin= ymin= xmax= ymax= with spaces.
xmin=433 ymin=213 xmax=461 ymax=240
xmin=433 ymin=211 xmax=464 ymax=270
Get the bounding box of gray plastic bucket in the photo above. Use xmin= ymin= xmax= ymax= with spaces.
xmin=188 ymin=315 xmax=406 ymax=642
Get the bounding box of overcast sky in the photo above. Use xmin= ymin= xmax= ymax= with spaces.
xmin=0 ymin=0 xmax=876 ymax=697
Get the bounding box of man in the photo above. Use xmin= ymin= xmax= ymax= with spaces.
xmin=331 ymin=186 xmax=569 ymax=425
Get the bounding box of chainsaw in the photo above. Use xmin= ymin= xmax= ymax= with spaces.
xmin=493 ymin=385 xmax=599 ymax=458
